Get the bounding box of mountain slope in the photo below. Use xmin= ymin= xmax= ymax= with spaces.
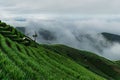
xmin=0 ymin=21 xmax=106 ymax=80
xmin=41 ymin=44 xmax=120 ymax=80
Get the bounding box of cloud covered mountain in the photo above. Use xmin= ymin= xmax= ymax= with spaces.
xmin=14 ymin=18 xmax=120 ymax=60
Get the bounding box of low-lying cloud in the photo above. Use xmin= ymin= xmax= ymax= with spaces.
xmin=4 ymin=16 xmax=120 ymax=60
xmin=103 ymin=43 xmax=120 ymax=60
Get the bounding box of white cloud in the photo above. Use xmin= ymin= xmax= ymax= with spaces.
xmin=0 ymin=0 xmax=120 ymax=15
xmin=17 ymin=18 xmax=120 ymax=60
xmin=103 ymin=43 xmax=120 ymax=60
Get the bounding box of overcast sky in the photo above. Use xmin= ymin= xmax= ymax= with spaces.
xmin=0 ymin=0 xmax=120 ymax=17
xmin=1 ymin=0 xmax=120 ymax=30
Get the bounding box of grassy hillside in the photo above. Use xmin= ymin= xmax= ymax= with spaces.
xmin=0 ymin=21 xmax=119 ymax=80
xmin=42 ymin=44 xmax=120 ymax=80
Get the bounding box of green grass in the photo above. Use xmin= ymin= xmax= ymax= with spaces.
xmin=41 ymin=44 xmax=120 ymax=80
xmin=0 ymin=34 xmax=107 ymax=80
xmin=0 ymin=21 xmax=118 ymax=80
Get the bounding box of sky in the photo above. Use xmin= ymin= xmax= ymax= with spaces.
xmin=1 ymin=0 xmax=120 ymax=34
xmin=0 ymin=0 xmax=120 ymax=17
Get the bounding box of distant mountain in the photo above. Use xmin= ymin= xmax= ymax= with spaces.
xmin=16 ymin=27 xmax=120 ymax=44
xmin=38 ymin=28 xmax=56 ymax=41
xmin=102 ymin=32 xmax=120 ymax=43
xmin=15 ymin=27 xmax=120 ymax=54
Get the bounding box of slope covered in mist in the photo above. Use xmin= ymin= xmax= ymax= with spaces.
xmin=16 ymin=23 xmax=120 ymax=60
xmin=0 ymin=21 xmax=109 ymax=80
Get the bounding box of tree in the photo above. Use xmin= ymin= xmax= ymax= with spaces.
xmin=32 ymin=31 xmax=38 ymax=42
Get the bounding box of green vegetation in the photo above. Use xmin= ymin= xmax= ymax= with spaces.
xmin=0 ymin=21 xmax=119 ymax=80
xmin=0 ymin=22 xmax=37 ymax=47
xmin=0 ymin=33 xmax=106 ymax=80
xmin=42 ymin=44 xmax=120 ymax=80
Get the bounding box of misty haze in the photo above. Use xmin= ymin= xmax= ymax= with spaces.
xmin=4 ymin=16 xmax=120 ymax=60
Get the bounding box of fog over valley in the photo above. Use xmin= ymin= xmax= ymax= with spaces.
xmin=2 ymin=16 xmax=120 ymax=60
